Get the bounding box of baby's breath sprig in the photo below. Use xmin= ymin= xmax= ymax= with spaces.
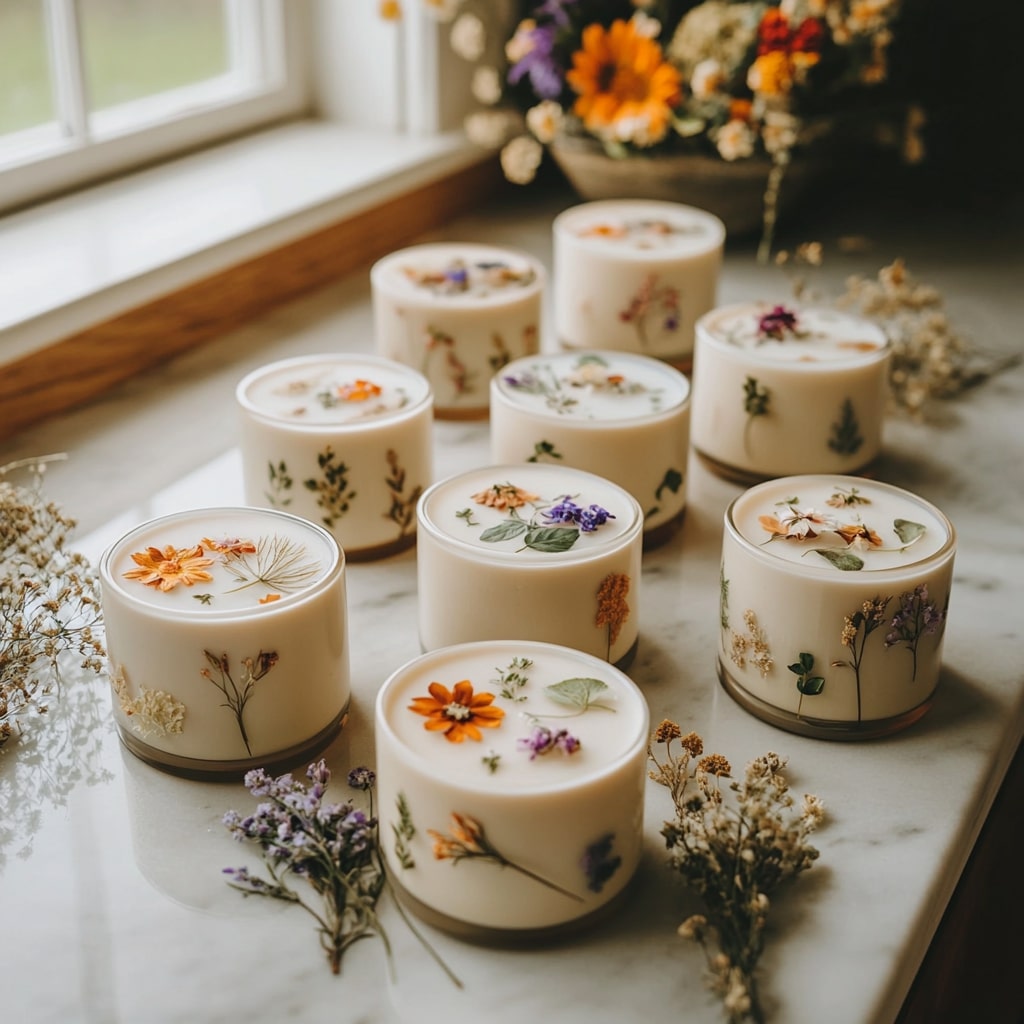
xmin=222 ymin=760 xmax=461 ymax=986
xmin=649 ymin=721 xmax=824 ymax=1024
xmin=0 ymin=454 xmax=105 ymax=746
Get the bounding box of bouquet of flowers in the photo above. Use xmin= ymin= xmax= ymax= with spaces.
xmin=406 ymin=0 xmax=911 ymax=187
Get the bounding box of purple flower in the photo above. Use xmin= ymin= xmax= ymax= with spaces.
xmin=443 ymin=261 xmax=468 ymax=289
xmin=347 ymin=766 xmax=376 ymax=791
xmin=507 ymin=22 xmax=564 ymax=100
xmin=543 ymin=497 xmax=615 ymax=532
xmin=517 ymin=724 xmax=582 ymax=759
xmin=581 ymin=833 xmax=622 ymax=893
xmin=757 ymin=305 xmax=800 ymax=340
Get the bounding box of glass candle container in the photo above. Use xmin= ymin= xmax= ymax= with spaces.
xmin=100 ymin=507 xmax=349 ymax=775
xmin=416 ymin=464 xmax=643 ymax=667
xmin=371 ymin=242 xmax=545 ymax=419
xmin=490 ymin=350 xmax=691 ymax=548
xmin=718 ymin=475 xmax=956 ymax=739
xmin=691 ymin=302 xmax=890 ymax=482
xmin=236 ymin=353 xmax=432 ymax=561
xmin=553 ymin=199 xmax=725 ymax=370
xmin=375 ymin=639 xmax=649 ymax=939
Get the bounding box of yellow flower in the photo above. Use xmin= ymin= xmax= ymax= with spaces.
xmin=123 ymin=544 xmax=215 ymax=592
xmin=566 ymin=19 xmax=682 ymax=146
xmin=746 ymin=50 xmax=793 ymax=97
xmin=408 ymin=680 xmax=505 ymax=743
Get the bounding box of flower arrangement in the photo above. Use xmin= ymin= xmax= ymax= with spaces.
xmin=0 ymin=454 xmax=105 ymax=747
xmin=649 ymin=721 xmax=823 ymax=1023
xmin=390 ymin=0 xmax=908 ymax=188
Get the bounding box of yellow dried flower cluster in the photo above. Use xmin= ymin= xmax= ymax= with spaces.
xmin=650 ymin=723 xmax=822 ymax=1024
xmin=0 ymin=455 xmax=105 ymax=746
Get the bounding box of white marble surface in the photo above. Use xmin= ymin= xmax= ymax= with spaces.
xmin=2 ymin=186 xmax=1022 ymax=1024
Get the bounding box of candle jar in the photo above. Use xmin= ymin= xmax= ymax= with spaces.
xmin=416 ymin=464 xmax=643 ymax=667
xmin=552 ymin=199 xmax=725 ymax=371
xmin=490 ymin=350 xmax=691 ymax=549
xmin=691 ymin=303 xmax=890 ymax=482
xmin=718 ymin=475 xmax=956 ymax=739
xmin=375 ymin=639 xmax=649 ymax=939
xmin=371 ymin=242 xmax=545 ymax=419
xmin=236 ymin=354 xmax=432 ymax=561
xmin=99 ymin=507 xmax=350 ymax=776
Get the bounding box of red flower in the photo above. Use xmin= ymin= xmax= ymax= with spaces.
xmin=757 ymin=9 xmax=792 ymax=54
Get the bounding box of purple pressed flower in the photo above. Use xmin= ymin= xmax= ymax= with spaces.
xmin=883 ymin=583 xmax=946 ymax=680
xmin=757 ymin=305 xmax=800 ymax=340
xmin=543 ymin=497 xmax=615 ymax=533
xmin=347 ymin=766 xmax=376 ymax=791
xmin=581 ymin=833 xmax=622 ymax=893
xmin=443 ymin=261 xmax=469 ymax=290
xmin=517 ymin=724 xmax=582 ymax=760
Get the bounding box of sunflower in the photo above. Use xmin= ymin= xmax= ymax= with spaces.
xmin=123 ymin=544 xmax=215 ymax=591
xmin=566 ymin=19 xmax=682 ymax=146
xmin=408 ymin=679 xmax=505 ymax=743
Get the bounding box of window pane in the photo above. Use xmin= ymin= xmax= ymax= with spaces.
xmin=79 ymin=0 xmax=230 ymax=113
xmin=0 ymin=0 xmax=55 ymax=133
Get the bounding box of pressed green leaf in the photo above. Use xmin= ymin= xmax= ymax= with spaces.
xmin=798 ymin=676 xmax=826 ymax=696
xmin=660 ymin=468 xmax=684 ymax=495
xmin=545 ymin=677 xmax=614 ymax=712
xmin=480 ymin=520 xmax=527 ymax=543
xmin=893 ymin=519 xmax=926 ymax=545
xmin=814 ymin=549 xmax=864 ymax=571
xmin=524 ymin=526 xmax=579 ymax=552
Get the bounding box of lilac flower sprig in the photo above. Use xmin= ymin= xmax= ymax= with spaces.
xmin=542 ymin=497 xmax=615 ymax=533
xmin=517 ymin=724 xmax=581 ymax=759
xmin=223 ymin=760 xmax=460 ymax=985
xmin=883 ymin=583 xmax=946 ymax=680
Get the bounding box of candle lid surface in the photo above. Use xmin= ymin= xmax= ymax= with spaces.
xmin=238 ymin=355 xmax=430 ymax=426
xmin=102 ymin=507 xmax=338 ymax=615
xmin=378 ymin=641 xmax=648 ymax=794
xmin=555 ymin=199 xmax=725 ymax=255
xmin=496 ymin=352 xmax=690 ymax=423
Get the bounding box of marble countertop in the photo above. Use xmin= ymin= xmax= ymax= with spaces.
xmin=2 ymin=186 xmax=1022 ymax=1024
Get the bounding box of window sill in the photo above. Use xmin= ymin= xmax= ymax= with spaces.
xmin=0 ymin=119 xmax=487 ymax=363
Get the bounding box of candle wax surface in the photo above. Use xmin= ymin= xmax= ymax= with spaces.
xmin=731 ymin=477 xmax=951 ymax=572
xmin=496 ymin=352 xmax=689 ymax=422
xmin=556 ymin=200 xmax=724 ymax=256
xmin=240 ymin=357 xmax=429 ymax=426
xmin=104 ymin=508 xmax=337 ymax=613
xmin=379 ymin=643 xmax=647 ymax=793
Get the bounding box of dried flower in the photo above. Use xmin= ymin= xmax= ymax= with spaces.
xmin=471 ymin=482 xmax=539 ymax=510
xmin=407 ymin=679 xmax=505 ymax=742
xmin=0 ymin=455 xmax=105 ymax=746
xmin=542 ymin=497 xmax=615 ymax=532
xmin=517 ymin=724 xmax=581 ymax=759
xmin=223 ymin=760 xmax=460 ymax=984
xmin=650 ymin=727 xmax=822 ymax=1024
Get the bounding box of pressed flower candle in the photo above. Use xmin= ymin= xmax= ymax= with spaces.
xmin=375 ymin=639 xmax=649 ymax=936
xmin=690 ymin=302 xmax=890 ymax=482
xmin=416 ymin=464 xmax=643 ymax=666
xmin=718 ymin=475 xmax=956 ymax=738
xmin=370 ymin=242 xmax=545 ymax=419
xmin=236 ymin=354 xmax=432 ymax=561
xmin=490 ymin=350 xmax=691 ymax=547
xmin=99 ymin=507 xmax=349 ymax=775
xmin=552 ymin=199 xmax=725 ymax=369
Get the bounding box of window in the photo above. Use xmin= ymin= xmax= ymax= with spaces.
xmin=0 ymin=0 xmax=307 ymax=214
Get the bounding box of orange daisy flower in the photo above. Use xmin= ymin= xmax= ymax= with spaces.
xmin=336 ymin=379 xmax=383 ymax=402
xmin=408 ymin=679 xmax=505 ymax=743
xmin=123 ymin=544 xmax=215 ymax=592
xmin=566 ymin=19 xmax=682 ymax=146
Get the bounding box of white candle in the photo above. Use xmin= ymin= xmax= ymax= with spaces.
xmin=490 ymin=350 xmax=691 ymax=546
xmin=691 ymin=302 xmax=890 ymax=481
xmin=416 ymin=464 xmax=643 ymax=666
xmin=553 ymin=199 xmax=724 ymax=368
xmin=236 ymin=354 xmax=433 ymax=561
xmin=100 ymin=507 xmax=349 ymax=774
xmin=719 ymin=475 xmax=956 ymax=737
xmin=371 ymin=242 xmax=545 ymax=418
xmin=375 ymin=639 xmax=649 ymax=934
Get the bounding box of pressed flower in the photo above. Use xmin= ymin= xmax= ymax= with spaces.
xmin=566 ymin=19 xmax=681 ymax=146
xmin=258 ymin=593 xmax=281 ymax=605
xmin=758 ymin=304 xmax=800 ymax=340
xmin=123 ymin=544 xmax=215 ymax=591
xmin=335 ymin=379 xmax=383 ymax=402
xmin=759 ymin=506 xmax=838 ymax=540
xmin=834 ymin=523 xmax=883 ymax=549
xmin=202 ymin=536 xmax=258 ymax=556
xmin=471 ymin=482 xmax=539 ymax=510
xmin=408 ymin=679 xmax=505 ymax=742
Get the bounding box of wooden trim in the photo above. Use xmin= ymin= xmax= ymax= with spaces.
xmin=0 ymin=156 xmax=505 ymax=443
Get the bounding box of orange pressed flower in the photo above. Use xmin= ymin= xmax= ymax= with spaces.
xmin=408 ymin=680 xmax=505 ymax=743
xmin=201 ymin=536 xmax=257 ymax=556
xmin=123 ymin=544 xmax=215 ymax=592
xmin=579 ymin=223 xmax=627 ymax=238
xmin=566 ymin=19 xmax=681 ymax=146
xmin=428 ymin=812 xmax=488 ymax=859
xmin=834 ymin=524 xmax=884 ymax=549
xmin=471 ymin=483 xmax=539 ymax=510
xmin=258 ymin=593 xmax=281 ymax=605
xmin=336 ymin=379 xmax=383 ymax=402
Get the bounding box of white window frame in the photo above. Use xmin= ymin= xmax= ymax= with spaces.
xmin=0 ymin=0 xmax=311 ymax=216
